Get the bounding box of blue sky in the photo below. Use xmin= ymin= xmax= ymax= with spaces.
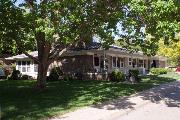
xmin=14 ymin=0 xmax=24 ymax=6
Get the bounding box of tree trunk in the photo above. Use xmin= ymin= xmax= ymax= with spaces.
xmin=36 ymin=62 xmax=49 ymax=89
xmin=35 ymin=32 xmax=51 ymax=90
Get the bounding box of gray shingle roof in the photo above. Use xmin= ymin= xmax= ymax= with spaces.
xmin=5 ymin=51 xmax=38 ymax=60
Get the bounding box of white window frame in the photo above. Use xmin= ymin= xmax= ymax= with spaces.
xmin=112 ymin=57 xmax=117 ymax=68
xmin=144 ymin=60 xmax=146 ymax=68
xmin=138 ymin=59 xmax=144 ymax=68
xmin=16 ymin=60 xmax=31 ymax=73
xmin=120 ymin=58 xmax=124 ymax=68
xmin=112 ymin=57 xmax=124 ymax=68
xmin=34 ymin=64 xmax=38 ymax=72
xmin=117 ymin=57 xmax=120 ymax=68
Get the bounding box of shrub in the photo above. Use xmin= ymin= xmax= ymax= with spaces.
xmin=61 ymin=73 xmax=75 ymax=81
xmin=47 ymin=67 xmax=63 ymax=81
xmin=129 ymin=69 xmax=141 ymax=82
xmin=74 ymin=72 xmax=83 ymax=80
xmin=150 ymin=68 xmax=168 ymax=75
xmin=129 ymin=69 xmax=139 ymax=77
xmin=8 ymin=69 xmax=21 ymax=80
xmin=21 ymin=75 xmax=29 ymax=80
xmin=109 ymin=70 xmax=125 ymax=82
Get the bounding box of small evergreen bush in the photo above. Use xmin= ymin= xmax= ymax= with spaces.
xmin=109 ymin=70 xmax=125 ymax=82
xmin=47 ymin=67 xmax=63 ymax=81
xmin=8 ymin=69 xmax=21 ymax=80
xmin=129 ymin=69 xmax=141 ymax=82
xmin=21 ymin=75 xmax=29 ymax=80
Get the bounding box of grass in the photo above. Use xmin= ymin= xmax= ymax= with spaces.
xmin=0 ymin=72 xmax=179 ymax=120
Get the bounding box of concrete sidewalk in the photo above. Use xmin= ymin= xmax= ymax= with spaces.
xmin=50 ymin=81 xmax=180 ymax=120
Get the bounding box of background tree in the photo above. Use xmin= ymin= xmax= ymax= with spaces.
xmin=158 ymin=39 xmax=180 ymax=66
xmin=115 ymin=0 xmax=180 ymax=56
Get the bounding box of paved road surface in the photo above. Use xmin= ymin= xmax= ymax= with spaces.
xmin=107 ymin=83 xmax=180 ymax=120
xmin=51 ymin=81 xmax=180 ymax=120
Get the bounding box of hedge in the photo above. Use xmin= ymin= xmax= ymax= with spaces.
xmin=150 ymin=68 xmax=168 ymax=75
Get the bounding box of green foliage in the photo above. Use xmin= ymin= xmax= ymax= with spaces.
xmin=158 ymin=39 xmax=180 ymax=66
xmin=129 ymin=69 xmax=141 ymax=82
xmin=47 ymin=67 xmax=63 ymax=81
xmin=129 ymin=69 xmax=139 ymax=77
xmin=2 ymin=0 xmax=180 ymax=87
xmin=0 ymin=0 xmax=36 ymax=53
xmin=150 ymin=68 xmax=168 ymax=75
xmin=8 ymin=69 xmax=21 ymax=80
xmin=21 ymin=75 xmax=30 ymax=80
xmin=0 ymin=0 xmax=125 ymax=53
xmin=117 ymin=0 xmax=180 ymax=55
xmin=109 ymin=70 xmax=125 ymax=82
xmin=0 ymin=0 xmax=127 ymax=87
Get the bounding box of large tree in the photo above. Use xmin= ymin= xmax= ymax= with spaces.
xmin=158 ymin=39 xmax=180 ymax=66
xmin=2 ymin=0 xmax=179 ymax=89
xmin=115 ymin=0 xmax=180 ymax=56
xmin=0 ymin=0 xmax=127 ymax=89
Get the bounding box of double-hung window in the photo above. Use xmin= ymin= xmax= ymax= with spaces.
xmin=117 ymin=58 xmax=120 ymax=68
xmin=112 ymin=57 xmax=124 ymax=68
xmin=94 ymin=56 xmax=100 ymax=67
xmin=27 ymin=61 xmax=31 ymax=72
xmin=16 ymin=61 xmax=31 ymax=73
xmin=128 ymin=58 xmax=132 ymax=66
xmin=120 ymin=58 xmax=124 ymax=68
xmin=144 ymin=60 xmax=146 ymax=68
xmin=138 ymin=59 xmax=144 ymax=68
xmin=112 ymin=57 xmax=116 ymax=68
xmin=132 ymin=59 xmax=137 ymax=68
xmin=34 ymin=64 xmax=38 ymax=72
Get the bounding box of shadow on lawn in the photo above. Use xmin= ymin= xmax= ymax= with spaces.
xmin=93 ymin=76 xmax=180 ymax=111
xmin=0 ymin=75 xmax=179 ymax=120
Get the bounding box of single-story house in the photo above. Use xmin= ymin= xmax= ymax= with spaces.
xmin=6 ymin=42 xmax=167 ymax=79
xmin=5 ymin=51 xmax=40 ymax=78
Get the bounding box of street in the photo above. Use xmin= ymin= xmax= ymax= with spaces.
xmin=108 ymin=81 xmax=180 ymax=120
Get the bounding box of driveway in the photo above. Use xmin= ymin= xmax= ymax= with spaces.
xmin=50 ymin=81 xmax=180 ymax=120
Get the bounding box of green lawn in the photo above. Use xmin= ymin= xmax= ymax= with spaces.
xmin=0 ymin=72 xmax=179 ymax=120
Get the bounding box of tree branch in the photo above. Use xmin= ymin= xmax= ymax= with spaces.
xmin=48 ymin=39 xmax=81 ymax=64
xmin=24 ymin=51 xmax=40 ymax=63
xmin=15 ymin=36 xmax=40 ymax=63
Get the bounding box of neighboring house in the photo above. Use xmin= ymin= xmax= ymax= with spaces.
xmin=5 ymin=51 xmax=39 ymax=79
xmin=5 ymin=42 xmax=167 ymax=79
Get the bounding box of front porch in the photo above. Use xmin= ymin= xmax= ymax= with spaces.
xmin=92 ymin=50 xmax=149 ymax=75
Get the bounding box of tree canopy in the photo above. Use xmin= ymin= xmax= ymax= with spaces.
xmin=0 ymin=0 xmax=128 ymax=88
xmin=115 ymin=0 xmax=180 ymax=55
xmin=1 ymin=0 xmax=180 ymax=88
xmin=158 ymin=39 xmax=180 ymax=66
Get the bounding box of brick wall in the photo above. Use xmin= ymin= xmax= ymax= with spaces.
xmin=159 ymin=61 xmax=166 ymax=68
xmin=61 ymin=55 xmax=94 ymax=74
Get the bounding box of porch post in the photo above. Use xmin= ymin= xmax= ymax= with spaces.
xmin=103 ymin=49 xmax=106 ymax=72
